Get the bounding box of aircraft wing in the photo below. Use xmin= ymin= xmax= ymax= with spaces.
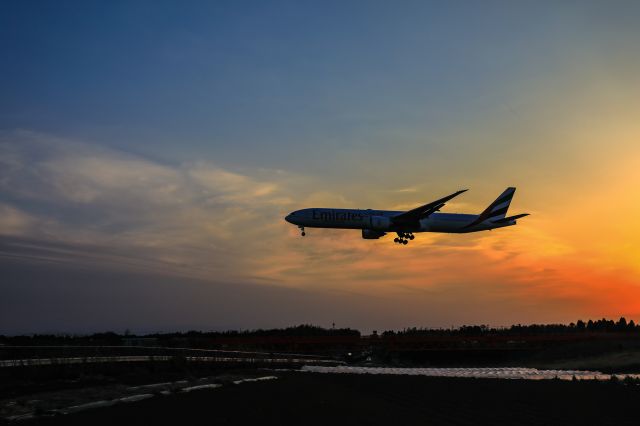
xmin=392 ymin=189 xmax=468 ymax=224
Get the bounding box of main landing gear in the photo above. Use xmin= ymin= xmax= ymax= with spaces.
xmin=299 ymin=226 xmax=306 ymax=237
xmin=393 ymin=232 xmax=414 ymax=245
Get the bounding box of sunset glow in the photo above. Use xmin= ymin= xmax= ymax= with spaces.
xmin=1 ymin=1 xmax=639 ymax=333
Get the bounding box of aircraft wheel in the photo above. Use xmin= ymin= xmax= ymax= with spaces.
xmin=394 ymin=238 xmax=399 ymax=243
xmin=409 ymin=235 xmax=415 ymax=240
xmin=402 ymin=239 xmax=408 ymax=245
xmin=301 ymin=232 xmax=306 ymax=236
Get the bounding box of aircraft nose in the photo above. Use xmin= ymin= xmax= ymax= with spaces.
xmin=285 ymin=214 xmax=293 ymax=223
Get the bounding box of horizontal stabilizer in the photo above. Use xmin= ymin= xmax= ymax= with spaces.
xmin=491 ymin=213 xmax=529 ymax=224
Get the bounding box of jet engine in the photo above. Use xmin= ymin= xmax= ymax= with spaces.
xmin=362 ymin=229 xmax=386 ymax=239
xmin=368 ymin=215 xmax=392 ymax=231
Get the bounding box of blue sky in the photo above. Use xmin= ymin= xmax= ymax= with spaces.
xmin=2 ymin=1 xmax=640 ymax=334
xmin=2 ymin=0 xmax=601 ymax=169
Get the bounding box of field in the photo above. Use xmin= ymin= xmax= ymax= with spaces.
xmin=15 ymin=371 xmax=640 ymax=426
xmin=4 ymin=328 xmax=640 ymax=424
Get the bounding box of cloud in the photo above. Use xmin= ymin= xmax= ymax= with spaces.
xmin=0 ymin=130 xmax=297 ymax=282
xmin=187 ymin=163 xmax=279 ymax=202
xmin=2 ymin=130 xmax=640 ymax=333
xmin=0 ymin=204 xmax=36 ymax=236
xmin=0 ymin=132 xmax=503 ymax=292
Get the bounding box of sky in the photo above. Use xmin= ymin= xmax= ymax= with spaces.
xmin=2 ymin=0 xmax=640 ymax=334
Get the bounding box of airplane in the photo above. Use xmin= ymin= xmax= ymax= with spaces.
xmin=284 ymin=187 xmax=528 ymax=245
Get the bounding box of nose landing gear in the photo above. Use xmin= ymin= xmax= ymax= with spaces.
xmin=299 ymin=226 xmax=306 ymax=237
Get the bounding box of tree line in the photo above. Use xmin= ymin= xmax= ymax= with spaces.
xmin=2 ymin=318 xmax=639 ymax=344
xmin=382 ymin=318 xmax=638 ymax=337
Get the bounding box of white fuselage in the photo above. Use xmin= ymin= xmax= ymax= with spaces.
xmin=285 ymin=208 xmax=514 ymax=234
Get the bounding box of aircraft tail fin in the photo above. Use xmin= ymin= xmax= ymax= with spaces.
xmin=462 ymin=187 xmax=517 ymax=229
xmin=482 ymin=187 xmax=516 ymax=220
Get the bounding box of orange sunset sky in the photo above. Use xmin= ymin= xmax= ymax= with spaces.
xmin=1 ymin=1 xmax=639 ymax=333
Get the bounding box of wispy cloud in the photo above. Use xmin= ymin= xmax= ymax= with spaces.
xmin=2 ymin=130 xmax=640 ymax=332
xmin=0 ymin=131 xmax=298 ymax=281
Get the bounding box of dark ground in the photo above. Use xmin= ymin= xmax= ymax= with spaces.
xmin=20 ymin=372 xmax=640 ymax=426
